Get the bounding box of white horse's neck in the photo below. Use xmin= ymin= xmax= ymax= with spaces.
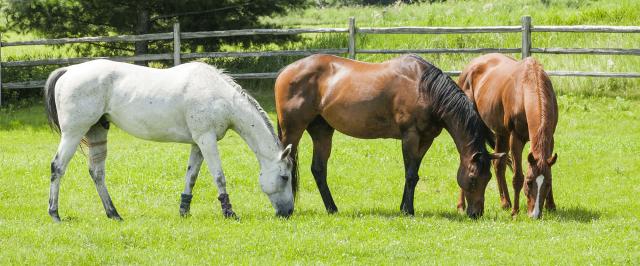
xmin=228 ymin=90 xmax=281 ymax=167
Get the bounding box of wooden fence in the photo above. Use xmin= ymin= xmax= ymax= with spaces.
xmin=1 ymin=15 xmax=640 ymax=105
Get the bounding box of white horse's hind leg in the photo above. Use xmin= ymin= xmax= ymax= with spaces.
xmin=49 ymin=132 xmax=84 ymax=222
xmin=179 ymin=144 xmax=204 ymax=217
xmin=85 ymin=124 xmax=122 ymax=221
xmin=195 ymin=132 xmax=236 ymax=218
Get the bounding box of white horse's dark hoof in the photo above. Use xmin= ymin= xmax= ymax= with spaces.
xmin=180 ymin=193 xmax=193 ymax=217
xmin=49 ymin=209 xmax=62 ymax=222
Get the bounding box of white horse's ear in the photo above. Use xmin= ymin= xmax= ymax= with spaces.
xmin=280 ymin=144 xmax=292 ymax=160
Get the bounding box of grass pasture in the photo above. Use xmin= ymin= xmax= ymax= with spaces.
xmin=1 ymin=93 xmax=639 ymax=264
xmin=1 ymin=0 xmax=640 ymax=264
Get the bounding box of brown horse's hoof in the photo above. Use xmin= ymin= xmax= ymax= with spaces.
xmin=500 ymin=201 xmax=512 ymax=210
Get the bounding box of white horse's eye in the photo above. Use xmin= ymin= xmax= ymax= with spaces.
xmin=280 ymin=175 xmax=289 ymax=182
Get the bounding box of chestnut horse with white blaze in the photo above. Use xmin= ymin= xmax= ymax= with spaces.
xmin=275 ymin=54 xmax=504 ymax=218
xmin=457 ymin=53 xmax=558 ymax=219
xmin=44 ymin=60 xmax=294 ymax=222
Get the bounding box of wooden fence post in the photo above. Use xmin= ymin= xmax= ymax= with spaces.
xmin=348 ymin=17 xmax=356 ymax=59
xmin=173 ymin=22 xmax=181 ymax=66
xmin=1 ymin=32 xmax=3 ymax=107
xmin=521 ymin=16 xmax=532 ymax=59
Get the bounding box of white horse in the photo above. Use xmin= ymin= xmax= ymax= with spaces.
xmin=44 ymin=59 xmax=294 ymax=222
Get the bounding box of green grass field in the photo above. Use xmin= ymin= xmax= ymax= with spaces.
xmin=1 ymin=93 xmax=639 ymax=264
xmin=1 ymin=0 xmax=640 ymax=264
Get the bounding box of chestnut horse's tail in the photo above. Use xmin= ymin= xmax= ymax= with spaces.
xmin=521 ymin=58 xmax=558 ymax=161
xmin=277 ymin=117 xmax=299 ymax=200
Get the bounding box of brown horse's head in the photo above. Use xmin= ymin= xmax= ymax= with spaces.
xmin=523 ymin=152 xmax=558 ymax=219
xmin=458 ymin=152 xmax=506 ymax=219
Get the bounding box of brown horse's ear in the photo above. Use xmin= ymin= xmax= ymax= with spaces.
xmin=280 ymin=144 xmax=292 ymax=160
xmin=548 ymin=153 xmax=558 ymax=166
xmin=489 ymin=152 xmax=506 ymax=160
xmin=527 ymin=152 xmax=536 ymax=165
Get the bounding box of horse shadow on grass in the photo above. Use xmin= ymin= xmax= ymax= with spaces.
xmin=544 ymin=206 xmax=601 ymax=222
xmin=296 ymin=205 xmax=602 ymax=223
xmin=435 ymin=206 xmax=601 ymax=223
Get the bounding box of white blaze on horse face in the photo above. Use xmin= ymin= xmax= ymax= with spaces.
xmin=532 ymin=175 xmax=544 ymax=218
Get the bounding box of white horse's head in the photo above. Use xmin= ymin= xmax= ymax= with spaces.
xmin=259 ymin=144 xmax=294 ymax=217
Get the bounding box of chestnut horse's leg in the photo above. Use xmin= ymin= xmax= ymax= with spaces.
xmin=545 ymin=182 xmax=556 ymax=211
xmin=307 ymin=116 xmax=338 ymax=214
xmin=494 ymin=135 xmax=512 ymax=209
xmin=509 ymin=134 xmax=525 ymax=216
xmin=456 ymin=190 xmax=466 ymax=213
xmin=399 ymin=129 xmax=430 ymax=215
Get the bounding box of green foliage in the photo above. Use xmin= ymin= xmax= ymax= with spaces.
xmin=1 ymin=95 xmax=639 ymax=264
xmin=4 ymin=0 xmax=308 ymax=55
xmin=2 ymin=0 xmax=640 ymax=102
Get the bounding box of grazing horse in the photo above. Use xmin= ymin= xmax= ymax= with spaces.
xmin=456 ymin=53 xmax=558 ymax=219
xmin=44 ymin=59 xmax=294 ymax=222
xmin=275 ymin=54 xmax=504 ymax=218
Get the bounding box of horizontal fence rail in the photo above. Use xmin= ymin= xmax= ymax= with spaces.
xmin=358 ymin=26 xmax=522 ymax=34
xmin=1 ymin=15 xmax=639 ymax=105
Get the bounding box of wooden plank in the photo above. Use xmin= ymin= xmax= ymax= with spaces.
xmin=358 ymin=26 xmax=521 ymax=34
xmin=348 ymin=17 xmax=356 ymax=59
xmin=173 ymin=22 xmax=181 ymax=66
xmin=546 ymin=71 xmax=640 ymax=78
xmin=181 ymin=28 xmax=348 ymax=39
xmin=521 ymin=16 xmax=532 ymax=59
xmin=2 ymin=33 xmax=174 ymax=47
xmin=357 ymin=48 xmax=520 ymax=54
xmin=230 ymin=72 xmax=279 ymax=79
xmin=532 ymin=26 xmax=640 ymax=33
xmin=531 ymin=48 xmax=640 ymax=55
xmin=2 ymin=53 xmax=173 ymax=67
xmin=181 ymin=49 xmax=348 ymax=59
xmin=5 ymin=70 xmax=640 ymax=90
xmin=3 ymin=80 xmax=46 ymax=89
xmin=2 ymin=73 xmax=279 ymax=89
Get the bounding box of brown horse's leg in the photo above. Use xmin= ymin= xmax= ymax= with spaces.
xmin=545 ymin=182 xmax=556 ymax=211
xmin=494 ymin=135 xmax=512 ymax=209
xmin=307 ymin=116 xmax=338 ymax=214
xmin=279 ymin=123 xmax=305 ymax=198
xmin=509 ymin=134 xmax=525 ymax=216
xmin=400 ymin=129 xmax=429 ymax=215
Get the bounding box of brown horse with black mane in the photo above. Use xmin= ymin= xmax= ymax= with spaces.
xmin=457 ymin=53 xmax=558 ymax=219
xmin=275 ymin=54 xmax=504 ymax=218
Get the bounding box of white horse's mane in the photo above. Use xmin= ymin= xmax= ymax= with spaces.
xmin=204 ymin=64 xmax=281 ymax=147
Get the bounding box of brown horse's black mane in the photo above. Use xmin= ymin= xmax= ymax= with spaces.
xmin=409 ymin=55 xmax=495 ymax=153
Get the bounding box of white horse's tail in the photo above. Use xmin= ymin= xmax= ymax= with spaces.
xmin=44 ymin=67 xmax=68 ymax=134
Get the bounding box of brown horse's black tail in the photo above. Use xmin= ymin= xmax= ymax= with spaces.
xmin=44 ymin=67 xmax=68 ymax=134
xmin=277 ymin=118 xmax=299 ymax=200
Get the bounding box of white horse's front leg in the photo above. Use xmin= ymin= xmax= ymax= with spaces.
xmin=179 ymin=144 xmax=204 ymax=217
xmin=195 ymin=133 xmax=236 ymax=218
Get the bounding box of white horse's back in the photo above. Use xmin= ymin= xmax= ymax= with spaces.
xmin=55 ymin=60 xmax=233 ymax=143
